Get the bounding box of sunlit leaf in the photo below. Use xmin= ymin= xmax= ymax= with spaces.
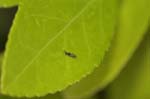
xmin=0 ymin=0 xmax=19 ymax=7
xmin=1 ymin=54 xmax=63 ymax=99
xmin=0 ymin=0 xmax=116 ymax=97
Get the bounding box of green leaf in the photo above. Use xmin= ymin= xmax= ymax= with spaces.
xmin=0 ymin=53 xmax=4 ymax=86
xmin=0 ymin=0 xmax=19 ymax=7
xmin=0 ymin=93 xmax=63 ymax=99
xmin=106 ymin=30 xmax=150 ymax=99
xmin=1 ymin=54 xmax=63 ymax=99
xmin=0 ymin=0 xmax=115 ymax=97
xmin=63 ymin=0 xmax=149 ymax=98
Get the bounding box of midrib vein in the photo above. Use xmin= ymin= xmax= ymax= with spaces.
xmin=6 ymin=0 xmax=97 ymax=89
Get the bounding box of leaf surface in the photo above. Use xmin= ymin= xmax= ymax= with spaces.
xmin=0 ymin=93 xmax=63 ymax=99
xmin=0 ymin=0 xmax=19 ymax=7
xmin=0 ymin=55 xmax=62 ymax=98
xmin=63 ymin=0 xmax=149 ymax=98
xmin=0 ymin=0 xmax=116 ymax=97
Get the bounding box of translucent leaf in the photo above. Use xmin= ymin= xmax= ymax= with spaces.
xmin=63 ymin=0 xmax=149 ymax=98
xmin=106 ymin=30 xmax=150 ymax=99
xmin=0 ymin=0 xmax=116 ymax=97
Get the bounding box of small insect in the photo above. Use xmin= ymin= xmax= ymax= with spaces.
xmin=64 ymin=51 xmax=77 ymax=58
